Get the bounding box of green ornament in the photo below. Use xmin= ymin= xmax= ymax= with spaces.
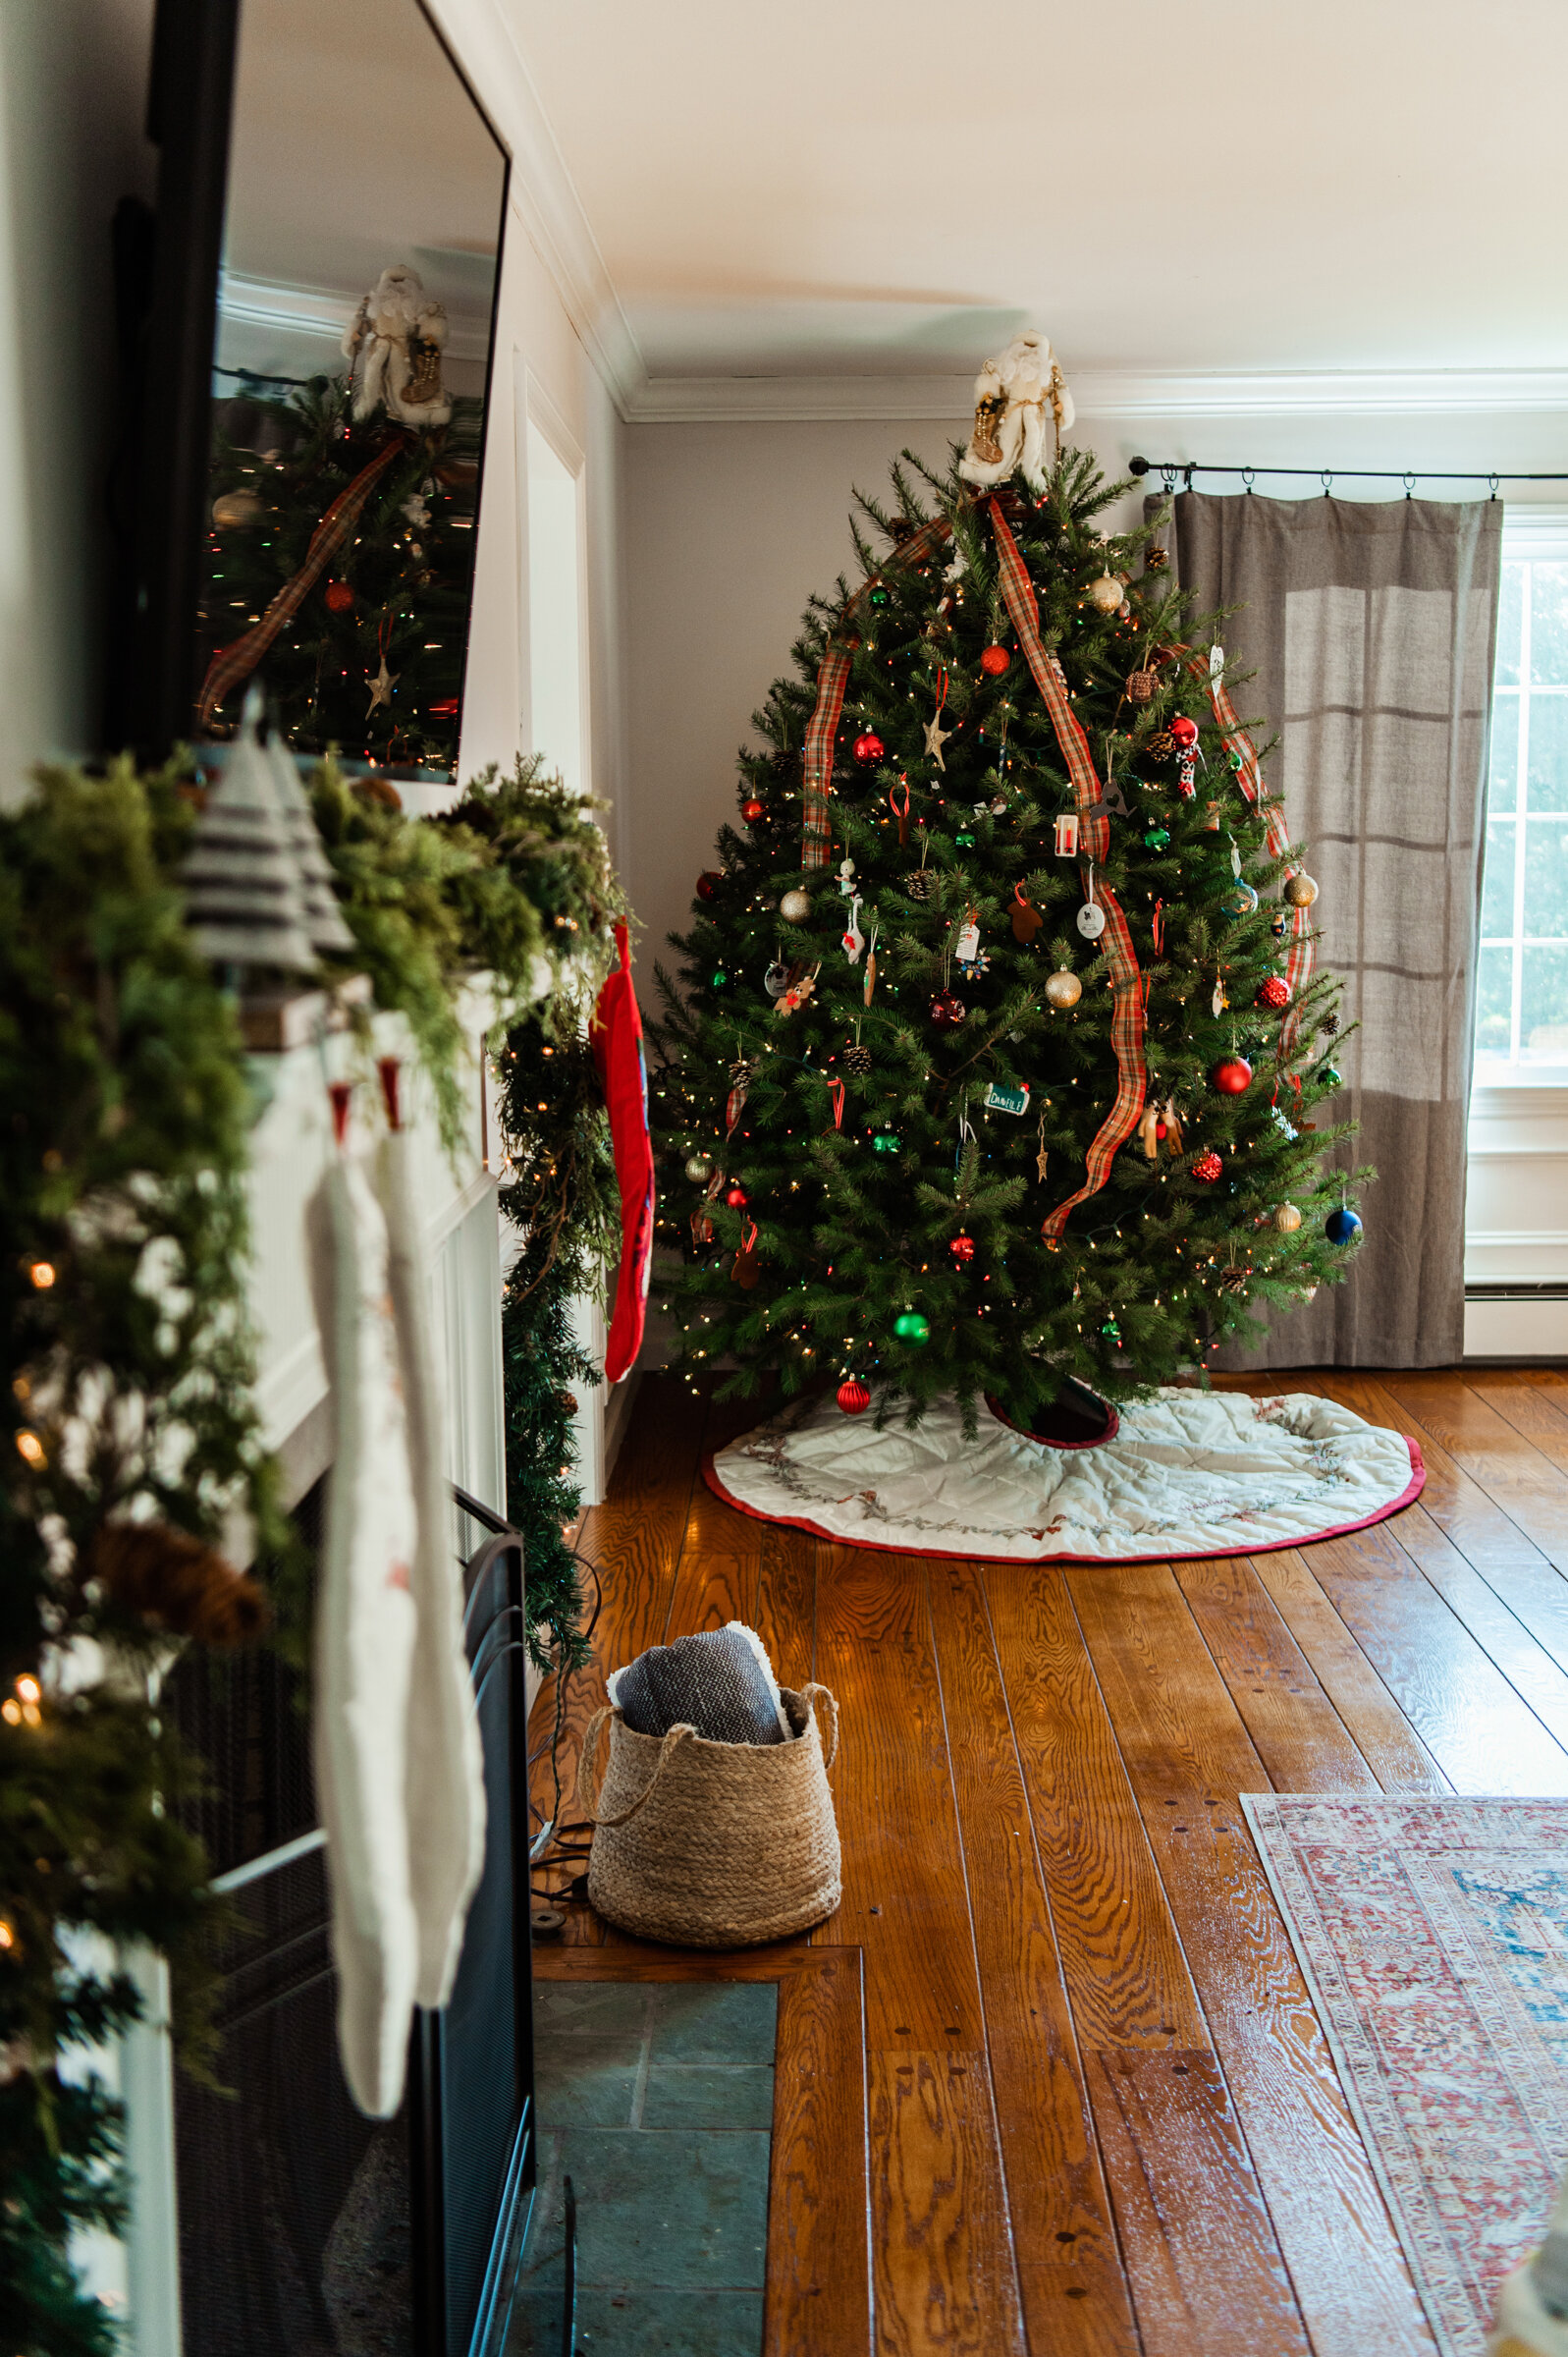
xmin=872 ymin=1130 xmax=898 ymax=1154
xmin=1102 ymin=1317 xmax=1121 ymax=1341
xmin=1323 ymin=1065 xmax=1341 ymax=1087
xmin=1228 ymin=749 xmax=1245 ymax=771
xmin=869 ymin=585 xmax=890 ymax=609
xmin=955 ymin=831 xmax=975 ymax=849
xmin=893 ymin=1310 xmax=930 ymax=1345
xmin=1144 ymin=826 xmax=1170 ymax=850
xmin=712 ymin=969 xmax=729 ymax=989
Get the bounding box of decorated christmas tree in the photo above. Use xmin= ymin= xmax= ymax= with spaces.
xmin=197 ymin=265 xmax=484 ymax=777
xmin=650 ymin=335 xmax=1365 ymax=1432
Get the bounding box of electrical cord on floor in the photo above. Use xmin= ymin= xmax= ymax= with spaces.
xmin=526 ymin=1544 xmax=607 ymax=1926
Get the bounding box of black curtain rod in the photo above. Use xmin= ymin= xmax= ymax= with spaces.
xmin=1129 ymin=457 xmax=1568 ymax=498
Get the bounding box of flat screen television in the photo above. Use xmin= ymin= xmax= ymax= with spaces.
xmin=111 ymin=0 xmax=509 ymax=781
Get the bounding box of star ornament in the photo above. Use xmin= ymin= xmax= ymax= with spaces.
xmin=366 ymin=656 xmax=399 ymax=715
xmin=923 ymin=711 xmax=952 ymax=769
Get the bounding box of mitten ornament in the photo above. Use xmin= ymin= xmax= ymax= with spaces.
xmin=307 ymin=1101 xmax=420 ymax=2118
xmin=592 ymin=922 xmax=656 ymax=1383
xmin=374 ymin=1062 xmax=485 ymax=2011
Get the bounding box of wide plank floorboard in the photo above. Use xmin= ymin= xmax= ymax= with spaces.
xmin=526 ymin=1366 xmax=1568 ymax=2351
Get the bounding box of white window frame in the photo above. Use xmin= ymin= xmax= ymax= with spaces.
xmin=1464 ymin=506 xmax=1568 ymax=1355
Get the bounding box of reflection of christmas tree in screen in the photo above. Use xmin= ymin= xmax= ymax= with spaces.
xmin=197 ymin=373 xmax=482 ymax=776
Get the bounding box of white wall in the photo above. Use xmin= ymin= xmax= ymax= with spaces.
xmin=624 ymin=400 xmax=1568 ymax=966
xmin=0 ymin=0 xmax=157 ymax=801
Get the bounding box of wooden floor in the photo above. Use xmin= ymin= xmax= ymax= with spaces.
xmin=528 ymin=1365 xmax=1568 ymax=2357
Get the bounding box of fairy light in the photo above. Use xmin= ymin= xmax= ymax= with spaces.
xmin=27 ymin=1262 xmax=55 ymax=1289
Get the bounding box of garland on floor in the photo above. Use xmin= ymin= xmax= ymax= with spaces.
xmin=1 ymin=748 xmax=629 ymax=2354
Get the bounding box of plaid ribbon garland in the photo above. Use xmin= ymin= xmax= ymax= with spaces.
xmin=989 ymin=501 xmax=1146 ymax=1243
xmin=1175 ymin=645 xmax=1316 ymax=1048
xmin=196 ymin=436 xmax=406 ymax=728
xmin=800 ymin=514 xmax=955 ymax=870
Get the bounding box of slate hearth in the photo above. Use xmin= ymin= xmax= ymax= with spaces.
xmin=510 ymin=1981 xmax=776 ymax=2355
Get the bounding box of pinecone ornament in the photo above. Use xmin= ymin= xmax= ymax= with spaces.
xmin=905 ymin=869 xmax=935 ymax=901
xmin=843 ymin=1044 xmax=873 ymax=1078
xmin=1145 ymin=729 xmax=1177 ymax=763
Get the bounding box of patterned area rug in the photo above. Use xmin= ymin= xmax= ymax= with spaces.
xmin=1243 ymin=1795 xmax=1568 ymax=2356
xmin=706 ymin=1387 xmax=1422 ymax=1562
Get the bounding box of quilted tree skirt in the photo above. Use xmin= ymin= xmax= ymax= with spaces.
xmin=706 ymin=1385 xmax=1424 ymax=1563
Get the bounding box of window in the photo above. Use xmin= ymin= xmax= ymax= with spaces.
xmin=1475 ymin=515 xmax=1568 ymax=1079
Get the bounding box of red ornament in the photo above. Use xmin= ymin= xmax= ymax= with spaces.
xmin=1256 ymin=975 xmax=1291 ymax=1011
xmin=741 ymin=796 xmax=766 ymax=824
xmin=324 ymin=578 xmax=355 ymax=613
xmin=724 ymin=1182 xmax=748 ymax=1208
xmin=852 ymin=731 xmax=886 ymax=765
xmin=949 ymin=1233 xmax=976 ymax=1265
xmin=837 ymin=1377 xmax=871 ymax=1415
xmin=1212 ymin=1056 xmax=1253 ymax=1095
xmin=929 ymin=990 xmax=966 ymax=1028
xmin=1168 ymin=714 xmax=1200 ymax=749
xmin=696 ymin=870 xmax=723 ymax=902
xmin=979 ymin=645 xmax=1010 ymax=677
xmin=1192 ymin=1149 xmax=1223 ymax=1183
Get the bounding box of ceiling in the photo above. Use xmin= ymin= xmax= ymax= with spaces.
xmin=508 ymin=0 xmax=1568 ymax=392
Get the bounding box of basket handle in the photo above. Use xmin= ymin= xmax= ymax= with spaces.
xmin=800 ymin=1681 xmax=840 ymax=1774
xmin=575 ymin=1706 xmax=696 ymax=1829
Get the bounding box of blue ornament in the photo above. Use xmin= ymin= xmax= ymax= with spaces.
xmin=1325 ymin=1205 xmax=1363 ymax=1244
xmin=1221 ymin=880 xmax=1259 ymax=918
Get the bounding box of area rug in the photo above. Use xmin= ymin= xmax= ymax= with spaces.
xmin=705 ymin=1387 xmax=1422 ymax=1562
xmin=1242 ymin=1794 xmax=1568 ymax=2356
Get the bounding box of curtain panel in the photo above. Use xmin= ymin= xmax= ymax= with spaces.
xmin=1147 ymin=491 xmax=1502 ymax=1368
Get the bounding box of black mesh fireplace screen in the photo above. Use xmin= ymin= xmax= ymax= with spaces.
xmin=168 ymin=1491 xmax=535 ymax=2357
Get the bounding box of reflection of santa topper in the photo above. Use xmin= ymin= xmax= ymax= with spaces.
xmin=958 ymin=331 xmax=1075 ymax=495
xmin=343 ymin=265 xmax=453 ymax=429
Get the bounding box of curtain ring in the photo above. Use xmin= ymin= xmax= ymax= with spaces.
xmin=1162 ymin=466 xmax=1177 ymax=495
xmin=1488 ymin=473 xmax=1500 ymax=501
xmin=1403 ymin=472 xmax=1417 ymax=500
xmin=1241 ymin=467 xmax=1256 ymax=494
xmin=1183 ymin=464 xmax=1196 ymax=492
xmin=1321 ymin=470 xmax=1333 ymax=499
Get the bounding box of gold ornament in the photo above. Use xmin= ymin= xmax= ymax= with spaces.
xmin=1088 ymin=573 xmax=1123 ymax=614
xmin=1044 ymin=969 xmax=1083 ymax=1010
xmin=365 ymin=657 xmax=399 ymax=715
xmin=211 ymin=487 xmax=266 ymax=528
xmin=684 ymin=1154 xmax=713 ymax=1182
xmin=1275 ymin=1202 xmax=1303 ymax=1233
xmin=779 ymin=887 xmax=812 ymax=923
xmin=1284 ymin=871 xmax=1320 ymax=907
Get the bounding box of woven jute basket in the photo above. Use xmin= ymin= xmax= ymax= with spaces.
xmin=576 ymin=1682 xmax=841 ymax=1948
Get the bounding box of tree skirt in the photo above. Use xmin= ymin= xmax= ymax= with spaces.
xmin=1242 ymin=1794 xmax=1568 ymax=2354
xmin=706 ymin=1387 xmax=1423 ymax=1563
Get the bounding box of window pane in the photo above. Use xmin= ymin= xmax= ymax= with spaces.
xmin=1523 ymin=818 xmax=1568 ymax=938
xmin=1530 ymin=563 xmax=1568 ymax=686
xmin=1474 ymin=941 xmax=1514 ymax=1059
xmin=1488 ymin=692 xmax=1520 ymax=812
xmin=1527 ymin=691 xmax=1568 ymax=813
xmin=1521 ymin=943 xmax=1568 ymax=1058
xmin=1481 ymin=815 xmax=1517 ymax=938
xmin=1496 ymin=561 xmax=1525 ymax=688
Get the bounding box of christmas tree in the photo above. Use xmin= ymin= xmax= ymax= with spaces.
xmin=650 ymin=350 xmax=1364 ymax=1431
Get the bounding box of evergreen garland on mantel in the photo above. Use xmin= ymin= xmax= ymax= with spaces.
xmin=0 ymin=749 xmax=628 ymax=2351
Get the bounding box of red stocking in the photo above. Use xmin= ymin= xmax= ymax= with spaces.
xmin=591 ymin=923 xmax=656 ymax=1383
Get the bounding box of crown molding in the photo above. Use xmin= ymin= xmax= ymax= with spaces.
xmin=419 ymin=0 xmax=644 ymax=417
xmin=623 ymin=364 xmax=1568 ymax=426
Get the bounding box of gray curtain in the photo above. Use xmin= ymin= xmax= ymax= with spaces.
xmin=1147 ymin=491 xmax=1502 ymax=1368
